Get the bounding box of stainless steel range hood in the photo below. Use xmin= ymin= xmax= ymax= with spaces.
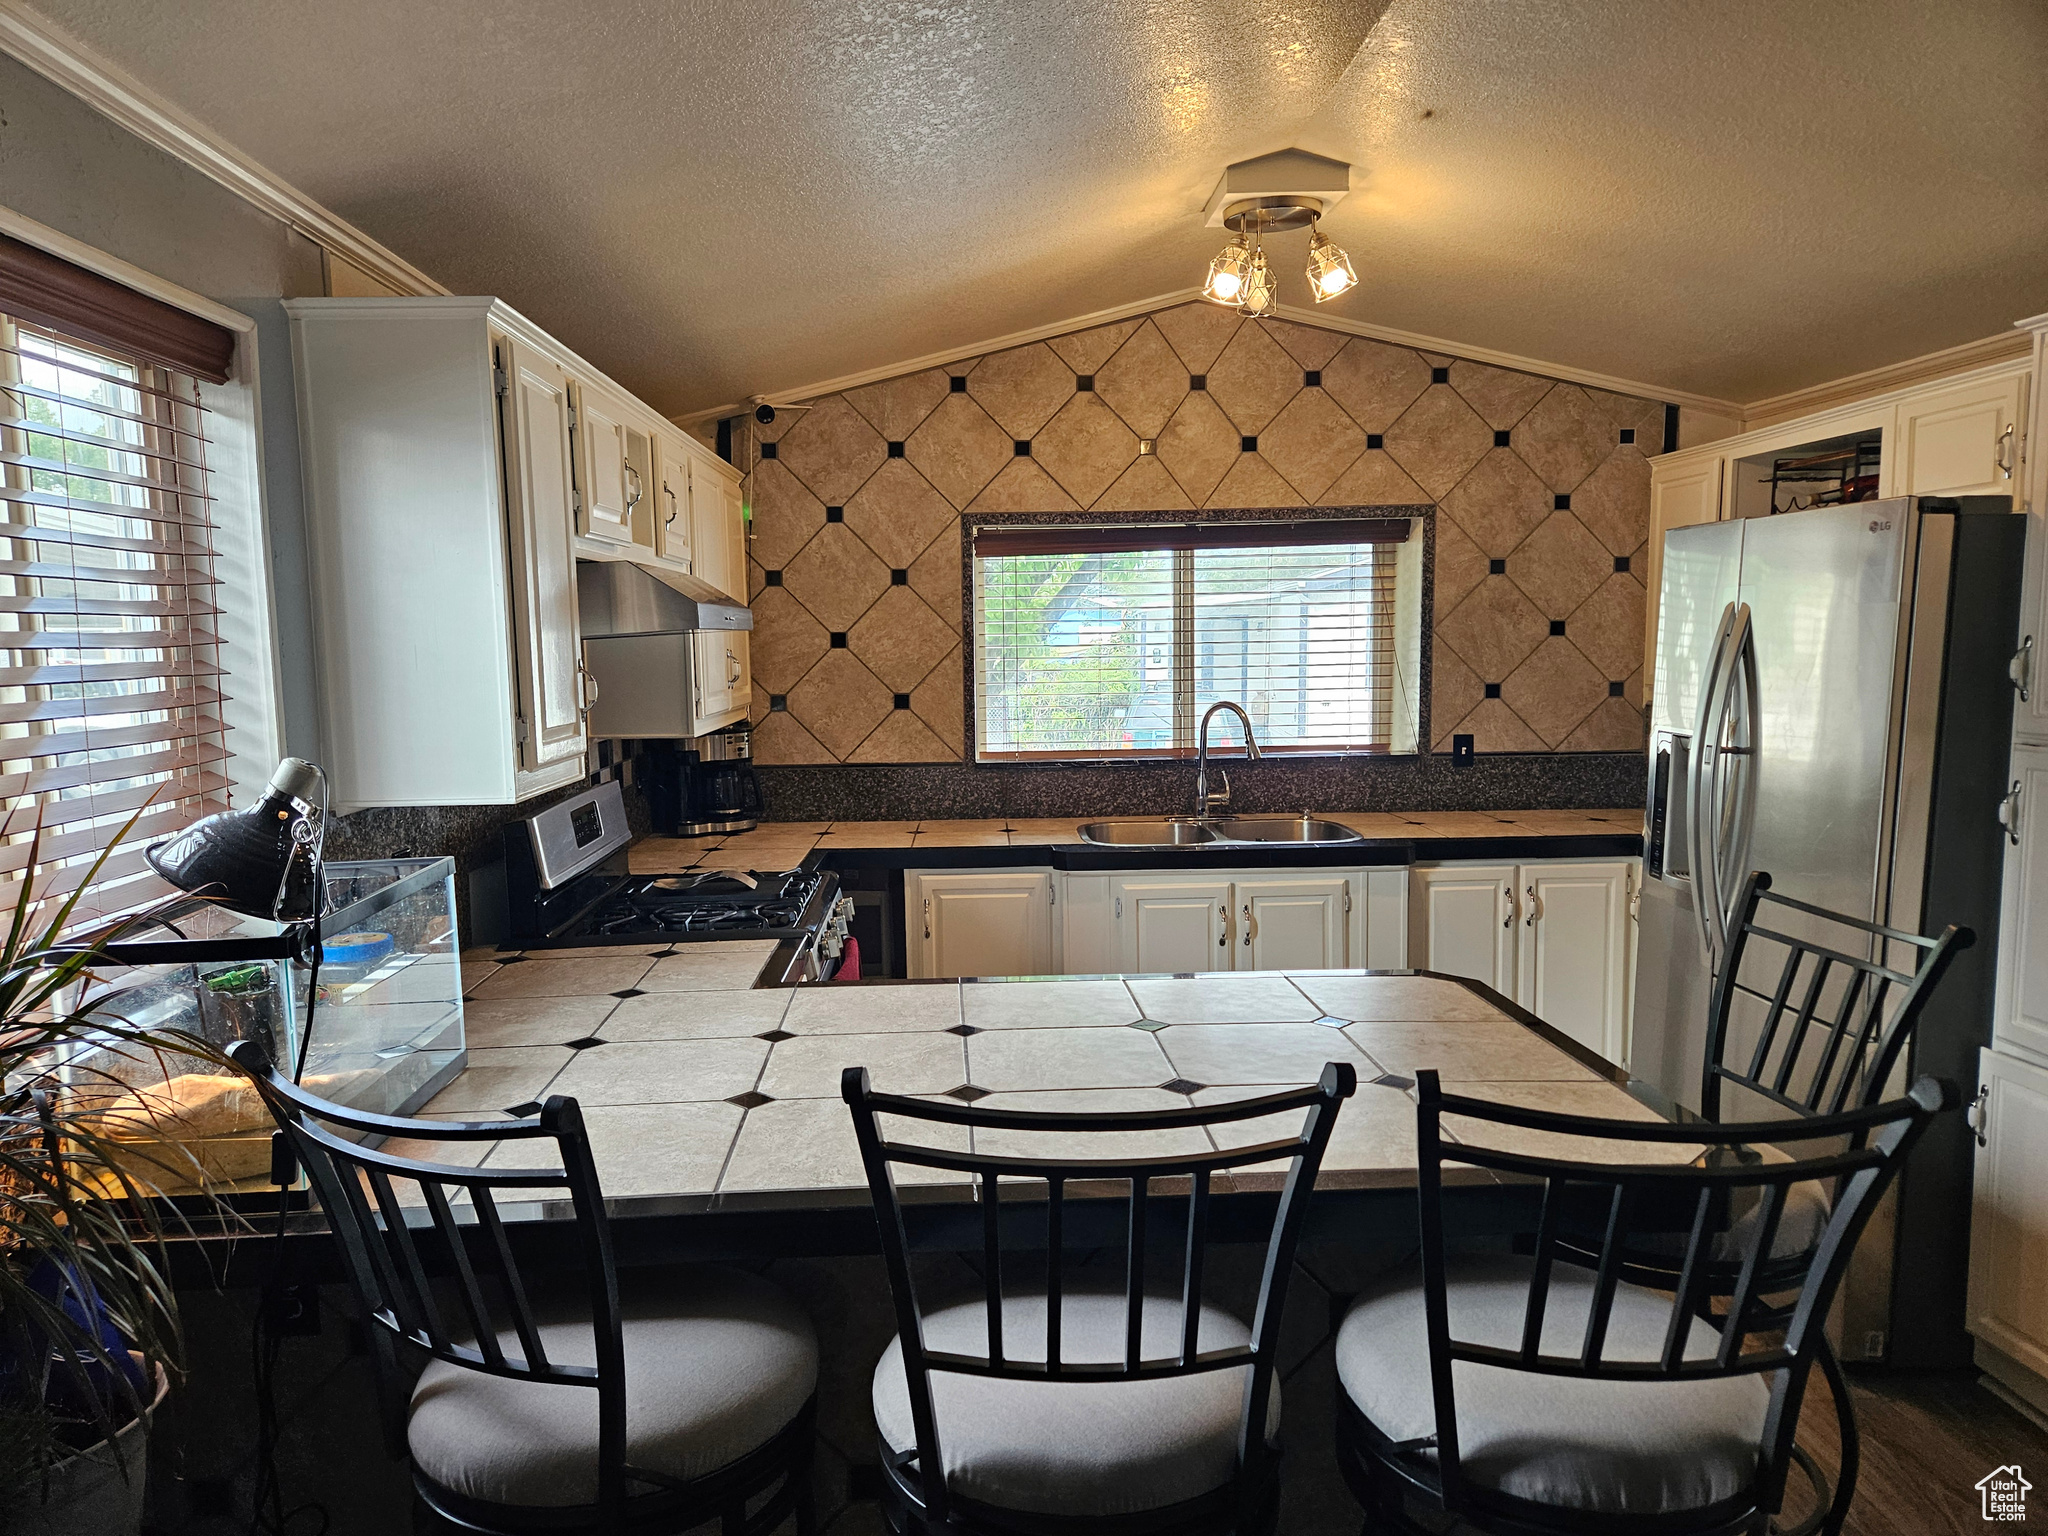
xmin=576 ymin=560 xmax=751 ymax=636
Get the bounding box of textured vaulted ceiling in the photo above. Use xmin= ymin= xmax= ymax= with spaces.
xmin=14 ymin=0 xmax=2048 ymax=413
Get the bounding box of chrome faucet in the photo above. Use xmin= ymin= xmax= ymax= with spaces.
xmin=1193 ymin=701 xmax=1261 ymax=819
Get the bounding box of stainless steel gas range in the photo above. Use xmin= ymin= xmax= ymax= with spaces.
xmin=502 ymin=781 xmax=852 ymax=983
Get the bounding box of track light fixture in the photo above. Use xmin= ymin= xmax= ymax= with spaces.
xmin=1200 ymin=196 xmax=1355 ymax=316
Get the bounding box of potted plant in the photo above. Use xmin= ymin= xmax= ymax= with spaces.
xmin=0 ymin=825 xmax=241 ymax=1535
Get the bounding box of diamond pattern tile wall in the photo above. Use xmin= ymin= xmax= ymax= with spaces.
xmin=736 ymin=300 xmax=1660 ymax=764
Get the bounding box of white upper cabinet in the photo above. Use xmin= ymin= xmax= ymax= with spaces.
xmin=691 ymin=456 xmax=748 ymax=602
xmin=1897 ymin=372 xmax=2027 ymax=498
xmin=573 ymin=380 xmax=637 ymax=544
xmin=654 ymin=432 xmax=695 ymax=573
xmin=497 ymin=336 xmax=587 ymax=772
xmin=1993 ymin=744 xmax=2048 ymax=1066
xmin=1644 ymin=458 xmax=1725 ymax=690
xmin=283 ymin=296 xmax=591 ymax=811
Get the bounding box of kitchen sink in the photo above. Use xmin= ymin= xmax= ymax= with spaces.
xmin=1208 ymin=816 xmax=1365 ymax=844
xmin=1075 ymin=815 xmax=1364 ymax=848
xmin=1077 ymin=818 xmax=1219 ymax=846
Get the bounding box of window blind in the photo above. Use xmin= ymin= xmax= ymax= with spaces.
xmin=972 ymin=521 xmax=1405 ymax=761
xmin=0 ymin=314 xmax=230 ymax=922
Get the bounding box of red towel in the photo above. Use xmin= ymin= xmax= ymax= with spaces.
xmin=833 ymin=937 xmax=862 ymax=981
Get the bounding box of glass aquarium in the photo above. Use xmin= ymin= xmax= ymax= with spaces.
xmin=56 ymin=857 xmax=466 ymax=1192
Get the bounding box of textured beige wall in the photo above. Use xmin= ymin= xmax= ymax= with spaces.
xmin=741 ymin=301 xmax=1659 ymax=764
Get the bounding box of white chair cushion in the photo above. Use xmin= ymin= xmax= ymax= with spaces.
xmin=408 ymin=1264 xmax=817 ymax=1509
xmin=872 ymin=1285 xmax=1277 ymax=1519
xmin=1336 ymin=1255 xmax=1771 ymax=1516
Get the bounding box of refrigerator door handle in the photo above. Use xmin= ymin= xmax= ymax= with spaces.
xmin=1716 ymin=608 xmax=1761 ymax=947
xmin=1688 ymin=603 xmax=1740 ymax=964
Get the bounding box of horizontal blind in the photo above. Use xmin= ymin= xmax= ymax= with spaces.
xmin=973 ymin=525 xmax=1400 ymax=761
xmin=0 ymin=314 xmax=230 ymax=923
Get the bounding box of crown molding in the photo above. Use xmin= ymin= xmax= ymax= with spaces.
xmin=673 ymin=288 xmax=1214 ymax=428
xmin=1263 ymin=303 xmax=1744 ymax=415
xmin=1739 ymin=326 xmax=2032 ymax=429
xmin=0 ymin=0 xmax=447 ymax=300
xmin=677 ymin=291 xmax=1746 ymax=430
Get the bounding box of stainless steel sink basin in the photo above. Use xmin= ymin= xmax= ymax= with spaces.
xmin=1208 ymin=816 xmax=1365 ymax=844
xmin=1075 ymin=815 xmax=1363 ymax=847
xmin=1077 ymin=818 xmax=1218 ymax=846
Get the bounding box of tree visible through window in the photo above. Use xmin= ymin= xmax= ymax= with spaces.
xmin=972 ymin=520 xmax=1412 ymax=761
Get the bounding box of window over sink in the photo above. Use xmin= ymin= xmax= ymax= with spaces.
xmin=969 ymin=516 xmax=1423 ymax=762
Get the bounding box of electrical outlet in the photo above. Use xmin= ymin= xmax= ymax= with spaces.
xmin=1452 ymin=734 xmax=1475 ymax=767
xmin=265 ymin=1284 xmax=321 ymax=1337
xmin=1862 ymin=1330 xmax=1886 ymax=1359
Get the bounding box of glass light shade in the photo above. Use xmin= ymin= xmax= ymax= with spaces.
xmin=1237 ymin=248 xmax=1276 ymax=318
xmin=1305 ymin=229 xmax=1357 ymax=302
xmin=1202 ymin=237 xmax=1252 ymax=306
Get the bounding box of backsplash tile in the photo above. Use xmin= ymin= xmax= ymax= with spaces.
xmin=734 ymin=302 xmax=1660 ymax=767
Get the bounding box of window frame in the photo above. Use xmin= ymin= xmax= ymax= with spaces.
xmin=962 ymin=506 xmax=1433 ymax=767
xmin=0 ymin=205 xmax=285 ymax=897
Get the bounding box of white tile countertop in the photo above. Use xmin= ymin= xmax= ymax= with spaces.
xmin=420 ymin=943 xmax=1684 ymax=1215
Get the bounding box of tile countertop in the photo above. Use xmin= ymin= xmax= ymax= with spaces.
xmin=428 ymin=947 xmax=1686 ymax=1217
xmin=627 ymin=809 xmax=1644 ymax=871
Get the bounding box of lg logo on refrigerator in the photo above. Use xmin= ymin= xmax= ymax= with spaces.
xmin=1869 ymin=519 xmax=1894 ymax=532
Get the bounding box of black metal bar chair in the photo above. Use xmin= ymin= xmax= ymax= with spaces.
xmin=231 ymin=1041 xmax=820 ymax=1535
xmin=1335 ymin=1068 xmax=1950 ymax=1536
xmin=1599 ymin=870 xmax=1970 ymax=1534
xmin=842 ymin=1060 xmax=1357 ymax=1536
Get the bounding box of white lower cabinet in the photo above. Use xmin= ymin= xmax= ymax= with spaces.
xmin=1115 ymin=876 xmax=1235 ymax=974
xmin=1239 ymin=875 xmax=1352 ymax=972
xmin=1993 ymin=745 xmax=2048 ymax=1063
xmin=906 ymin=870 xmax=1055 ymax=979
xmin=906 ymin=866 xmax=1408 ymax=980
xmin=1967 ymin=1047 xmax=2048 ymax=1386
xmin=1412 ymin=859 xmax=1636 ymax=1065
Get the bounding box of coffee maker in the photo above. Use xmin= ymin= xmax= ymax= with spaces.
xmin=642 ymin=728 xmax=763 ymax=835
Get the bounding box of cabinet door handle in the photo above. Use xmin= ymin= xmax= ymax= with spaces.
xmin=664 ymin=482 xmax=679 ymax=526
xmin=1525 ymin=883 xmax=1538 ymax=928
xmin=1242 ymin=902 xmax=1253 ymax=947
xmin=1967 ymin=1083 xmax=1990 ymax=1147
xmin=1219 ymin=902 xmax=1229 ymax=947
xmin=1997 ymin=424 xmax=2016 ymax=479
xmin=624 ymin=462 xmax=643 ymax=509
xmin=923 ymin=897 xmax=932 ymax=941
xmin=1999 ymin=780 xmax=2023 ymax=846
xmin=2012 ymin=635 xmax=2033 ymax=703
xmin=1502 ymin=888 xmax=1515 ymax=929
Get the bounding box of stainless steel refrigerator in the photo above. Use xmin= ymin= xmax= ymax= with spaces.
xmin=1634 ymin=497 xmax=2022 ymax=1370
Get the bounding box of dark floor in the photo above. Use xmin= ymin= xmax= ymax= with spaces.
xmin=1789 ymin=1364 xmax=2048 ymax=1536
xmin=140 ymin=1274 xmax=2048 ymax=1535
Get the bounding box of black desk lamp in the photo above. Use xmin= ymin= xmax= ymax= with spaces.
xmin=131 ymin=758 xmax=330 ymax=1079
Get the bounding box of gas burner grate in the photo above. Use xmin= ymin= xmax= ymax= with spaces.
xmin=585 ymin=869 xmax=825 ymax=939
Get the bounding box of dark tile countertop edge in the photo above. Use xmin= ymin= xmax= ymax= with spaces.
xmin=812 ymin=831 xmax=1643 ymax=874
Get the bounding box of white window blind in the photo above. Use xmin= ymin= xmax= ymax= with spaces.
xmin=0 ymin=314 xmax=229 ymax=923
xmin=972 ymin=520 xmax=1408 ymax=761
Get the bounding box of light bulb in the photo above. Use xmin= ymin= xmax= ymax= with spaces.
xmin=1237 ymin=247 xmax=1275 ymax=318
xmin=1304 ymin=226 xmax=1357 ymax=303
xmin=1203 ymin=237 xmax=1252 ymax=307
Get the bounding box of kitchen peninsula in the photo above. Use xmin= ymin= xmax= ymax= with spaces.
xmin=416 ymin=806 xmax=1659 ymax=1223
